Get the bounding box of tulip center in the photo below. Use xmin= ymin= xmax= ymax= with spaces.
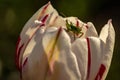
xmin=65 ymin=20 xmax=83 ymax=41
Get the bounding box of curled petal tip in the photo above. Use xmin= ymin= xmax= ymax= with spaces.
xmin=46 ymin=1 xmax=51 ymax=6
xmin=48 ymin=1 xmax=51 ymax=4
xmin=108 ymin=19 xmax=112 ymax=23
xmin=85 ymin=22 xmax=98 ymax=37
xmin=107 ymin=19 xmax=115 ymax=36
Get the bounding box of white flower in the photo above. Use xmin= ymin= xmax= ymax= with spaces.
xmin=16 ymin=2 xmax=115 ymax=80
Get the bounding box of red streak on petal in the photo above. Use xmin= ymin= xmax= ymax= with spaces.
xmin=19 ymin=55 xmax=28 ymax=79
xmin=38 ymin=2 xmax=50 ymax=20
xmin=52 ymin=16 xmax=58 ymax=24
xmin=85 ymin=25 xmax=89 ymax=29
xmin=41 ymin=14 xmax=49 ymax=23
xmin=95 ymin=64 xmax=106 ymax=80
xmin=48 ymin=16 xmax=58 ymax=27
xmin=56 ymin=27 xmax=62 ymax=39
xmin=16 ymin=44 xmax=24 ymax=70
xmin=15 ymin=36 xmax=25 ymax=70
xmin=16 ymin=36 xmax=21 ymax=55
xmin=47 ymin=27 xmax=62 ymax=75
xmin=86 ymin=38 xmax=91 ymax=80
xmin=15 ymin=36 xmax=24 ymax=79
xmin=23 ymin=58 xmax=28 ymax=67
xmin=49 ymin=27 xmax=62 ymax=60
xmin=41 ymin=2 xmax=50 ymax=14
xmin=76 ymin=20 xmax=79 ymax=27
xmin=15 ymin=37 xmax=21 ymax=69
xmin=47 ymin=60 xmax=55 ymax=75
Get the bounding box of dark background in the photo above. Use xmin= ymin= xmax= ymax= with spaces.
xmin=0 ymin=0 xmax=120 ymax=80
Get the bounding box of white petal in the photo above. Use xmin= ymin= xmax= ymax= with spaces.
xmin=72 ymin=38 xmax=88 ymax=80
xmin=50 ymin=16 xmax=66 ymax=28
xmin=85 ymin=22 xmax=98 ymax=37
xmin=42 ymin=27 xmax=81 ymax=80
xmin=99 ymin=19 xmax=115 ymax=43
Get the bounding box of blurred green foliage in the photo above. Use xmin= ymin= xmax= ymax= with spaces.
xmin=0 ymin=0 xmax=120 ymax=80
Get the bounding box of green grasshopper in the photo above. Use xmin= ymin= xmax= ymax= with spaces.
xmin=66 ymin=20 xmax=83 ymax=38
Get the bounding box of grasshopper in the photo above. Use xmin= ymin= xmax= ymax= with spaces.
xmin=66 ymin=20 xmax=83 ymax=39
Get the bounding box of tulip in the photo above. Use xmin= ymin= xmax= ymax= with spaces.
xmin=16 ymin=2 xmax=115 ymax=80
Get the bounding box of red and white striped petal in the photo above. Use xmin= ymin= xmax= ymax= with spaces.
xmin=21 ymin=28 xmax=46 ymax=80
xmin=72 ymin=37 xmax=103 ymax=80
xmin=97 ymin=19 xmax=115 ymax=80
xmin=20 ymin=2 xmax=57 ymax=45
xmin=16 ymin=2 xmax=59 ymax=70
xmin=86 ymin=37 xmax=104 ymax=80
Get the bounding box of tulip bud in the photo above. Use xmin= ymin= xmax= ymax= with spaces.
xmin=16 ymin=2 xmax=115 ymax=80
